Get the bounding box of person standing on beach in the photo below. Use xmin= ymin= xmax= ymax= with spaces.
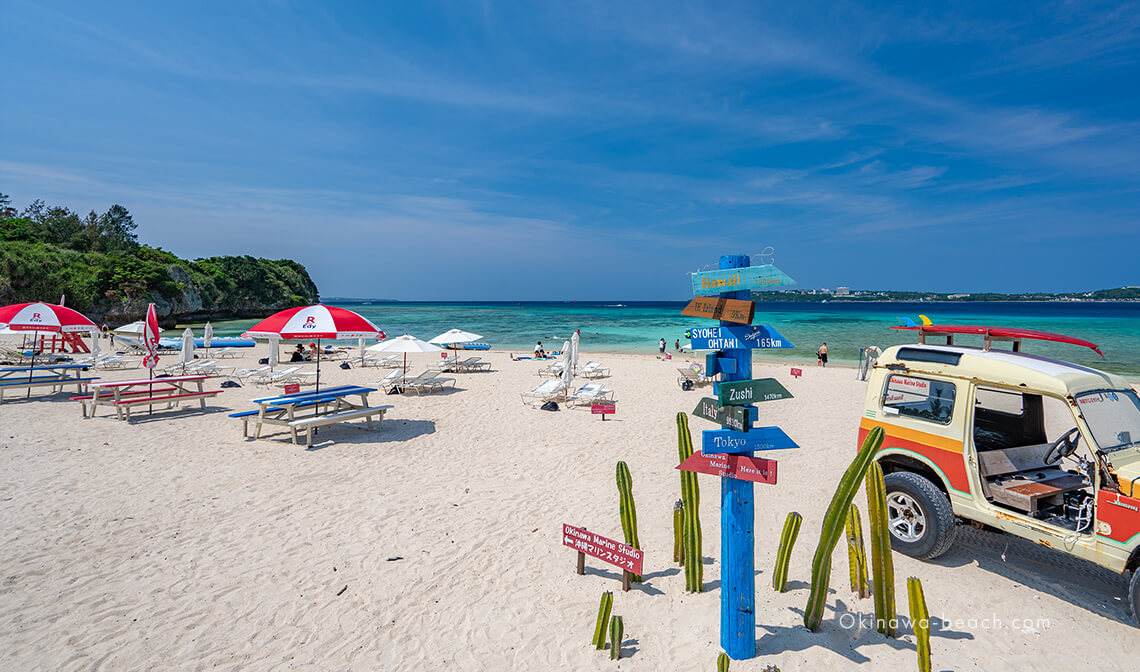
xmin=659 ymin=337 xmax=667 ymax=353
xmin=817 ymin=342 xmax=828 ymax=367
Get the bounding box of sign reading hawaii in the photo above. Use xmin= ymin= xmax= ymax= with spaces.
xmin=686 ymin=325 xmax=793 ymax=351
xmin=691 ymin=264 xmax=797 ymax=297
xmin=562 ymin=524 xmax=644 ymax=575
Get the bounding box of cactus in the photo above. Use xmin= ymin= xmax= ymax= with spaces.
xmin=677 ymin=413 xmax=703 ymax=591
xmin=772 ymin=511 xmax=802 ymax=592
xmin=846 ymin=504 xmax=871 ymax=599
xmin=866 ymin=461 xmax=897 ymax=637
xmin=907 ymin=577 xmax=931 ymax=672
xmin=609 ymin=615 xmax=624 ymax=660
xmin=717 ymin=651 xmax=730 ymax=672
xmin=673 ymin=499 xmax=685 ymax=564
xmin=803 ymin=426 xmax=885 ymax=632
xmin=616 ymin=461 xmax=642 ymax=582
xmin=592 ymin=591 xmax=613 ymax=649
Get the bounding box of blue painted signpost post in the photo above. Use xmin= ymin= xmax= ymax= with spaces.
xmin=687 ymin=254 xmax=797 ymax=660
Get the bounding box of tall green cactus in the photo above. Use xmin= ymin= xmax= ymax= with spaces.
xmin=592 ymin=591 xmax=613 ymax=649
xmin=866 ymin=461 xmax=897 ymax=637
xmin=772 ymin=511 xmax=802 ymax=593
xmin=907 ymin=577 xmax=931 ymax=672
xmin=673 ymin=499 xmax=685 ymax=564
xmin=616 ymin=461 xmax=642 ymax=582
xmin=803 ymin=426 xmax=885 ymax=632
xmin=717 ymin=651 xmax=730 ymax=672
xmin=609 ymin=615 xmax=624 ymax=660
xmin=677 ymin=413 xmax=703 ymax=591
xmin=846 ymin=504 xmax=871 ymax=599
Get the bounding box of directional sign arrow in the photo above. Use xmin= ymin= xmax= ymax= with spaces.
xmin=717 ymin=378 xmax=793 ymax=406
xmin=692 ymin=397 xmax=756 ymax=432
xmin=691 ymin=264 xmax=797 ymax=297
xmin=677 ymin=450 xmax=778 ymax=485
xmin=681 ymin=297 xmax=755 ymax=324
xmin=702 ymin=427 xmax=799 ymax=454
xmin=686 ymin=325 xmax=794 ymax=351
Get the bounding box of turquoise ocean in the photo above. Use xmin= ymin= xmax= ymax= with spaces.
xmin=197 ymin=301 xmax=1140 ymax=378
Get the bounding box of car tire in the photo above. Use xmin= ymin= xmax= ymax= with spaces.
xmin=1130 ymin=568 xmax=1140 ymax=627
xmin=882 ymin=471 xmax=957 ymax=560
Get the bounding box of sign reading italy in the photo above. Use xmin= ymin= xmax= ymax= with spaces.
xmin=702 ymin=427 xmax=799 ymax=455
xmin=692 ymin=397 xmax=755 ymax=432
xmin=687 ymin=325 xmax=793 ymax=351
xmin=691 ymin=264 xmax=797 ymax=297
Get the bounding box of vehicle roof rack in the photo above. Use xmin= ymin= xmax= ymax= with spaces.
xmin=889 ymin=324 xmax=1103 ymax=358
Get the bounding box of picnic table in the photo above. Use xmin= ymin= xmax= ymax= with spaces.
xmin=79 ymin=374 xmax=222 ymax=420
xmin=0 ymin=364 xmax=98 ymax=403
xmin=230 ymin=384 xmax=390 ymax=447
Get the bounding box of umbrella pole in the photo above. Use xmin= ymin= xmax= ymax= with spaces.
xmin=26 ymin=349 xmax=35 ymax=399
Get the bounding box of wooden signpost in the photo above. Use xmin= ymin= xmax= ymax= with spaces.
xmin=681 ymin=297 xmax=756 ymax=324
xmin=677 ymin=450 xmax=778 ymax=485
xmin=591 ymin=402 xmax=616 ymax=420
xmin=717 ymin=378 xmax=793 ymax=406
xmin=690 ymin=264 xmax=797 ymax=296
xmin=563 ymin=524 xmax=644 ymax=591
xmin=682 ymin=254 xmax=797 ymax=660
xmin=692 ymin=397 xmax=755 ymax=432
xmin=686 ymin=325 xmax=793 ymax=351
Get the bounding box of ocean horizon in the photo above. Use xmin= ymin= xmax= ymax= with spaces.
xmin=195 ymin=300 xmax=1140 ymax=378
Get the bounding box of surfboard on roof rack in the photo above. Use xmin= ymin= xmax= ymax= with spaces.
xmin=889 ymin=324 xmax=1103 ymax=358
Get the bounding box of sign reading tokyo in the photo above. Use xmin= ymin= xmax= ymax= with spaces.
xmin=687 ymin=325 xmax=793 ymax=351
xmin=680 ymin=297 xmax=755 ymax=325
xmin=677 ymin=450 xmax=777 ymax=485
xmin=702 ymin=427 xmax=799 ymax=454
xmin=691 ymin=264 xmax=796 ymax=297
xmin=562 ymin=524 xmax=644 ymax=575
xmin=717 ymin=378 xmax=793 ymax=406
xmin=692 ymin=397 xmax=754 ymax=432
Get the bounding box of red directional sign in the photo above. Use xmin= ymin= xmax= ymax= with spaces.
xmin=562 ymin=524 xmax=644 ymax=575
xmin=676 ymin=450 xmax=778 ymax=485
xmin=591 ymin=403 xmax=616 ymax=415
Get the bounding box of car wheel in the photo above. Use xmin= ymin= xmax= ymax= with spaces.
xmin=1130 ymin=568 xmax=1140 ymax=627
xmin=882 ymin=471 xmax=957 ymax=560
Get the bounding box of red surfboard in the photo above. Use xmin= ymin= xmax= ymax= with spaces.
xmin=890 ymin=324 xmax=1103 ymax=357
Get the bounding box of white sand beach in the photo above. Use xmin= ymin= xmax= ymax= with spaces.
xmin=1 ymin=349 xmax=1136 ymax=671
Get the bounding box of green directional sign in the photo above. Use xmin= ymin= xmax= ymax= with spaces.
xmin=718 ymin=378 xmax=793 ymax=406
xmin=692 ymin=397 xmax=754 ymax=432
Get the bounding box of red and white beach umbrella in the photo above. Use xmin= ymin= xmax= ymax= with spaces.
xmin=0 ymin=301 xmax=98 ymax=333
xmin=244 ymin=305 xmax=385 ymax=391
xmin=142 ymin=303 xmax=161 ymax=370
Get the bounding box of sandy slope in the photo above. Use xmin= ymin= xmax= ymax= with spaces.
xmin=0 ymin=348 xmax=1135 ymax=671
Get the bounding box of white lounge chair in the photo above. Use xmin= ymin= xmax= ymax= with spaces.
xmin=521 ymin=379 xmax=567 ymax=406
xmin=378 ymin=369 xmax=413 ymax=393
xmin=576 ymin=361 xmax=610 ymax=378
xmin=537 ymin=360 xmax=567 ymax=377
xmin=226 ymin=365 xmax=270 ymax=382
xmin=678 ymin=365 xmax=716 ymax=388
xmin=405 ymin=371 xmax=456 ymax=395
xmin=251 ymin=366 xmax=303 ymax=387
xmin=568 ymin=382 xmax=614 ymax=407
xmin=363 ymin=353 xmax=401 ymax=368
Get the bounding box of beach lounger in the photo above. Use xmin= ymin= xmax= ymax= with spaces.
xmin=97 ymin=355 xmax=140 ymax=370
xmin=378 ymin=369 xmax=413 ymax=393
xmin=521 ymin=378 xmax=567 ymax=406
xmin=677 ymin=365 xmax=716 ymax=388
xmin=362 ymin=353 xmax=401 ymax=368
xmin=458 ymin=357 xmax=490 ymax=372
xmin=226 ymin=365 xmax=271 ymax=382
xmin=208 ymin=347 xmax=241 ymax=359
xmin=251 ymin=366 xmax=302 ymax=387
xmin=537 ymin=360 xmax=567 ymax=377
xmin=576 ymin=361 xmax=610 ymax=378
xmin=405 ymin=371 xmax=456 ymax=395
xmin=568 ymin=382 xmax=614 ymax=407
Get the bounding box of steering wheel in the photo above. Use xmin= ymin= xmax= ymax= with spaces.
xmin=1044 ymin=427 xmax=1081 ymax=465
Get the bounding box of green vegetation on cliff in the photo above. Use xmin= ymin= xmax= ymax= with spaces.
xmin=0 ymin=193 xmax=319 ymax=323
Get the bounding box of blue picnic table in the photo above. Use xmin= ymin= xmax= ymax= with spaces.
xmin=231 ymin=385 xmax=388 ymax=446
xmin=0 ymin=364 xmax=99 ymax=403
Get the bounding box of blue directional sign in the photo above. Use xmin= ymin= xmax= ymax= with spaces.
xmin=691 ymin=264 xmax=797 ymax=297
xmin=702 ymin=427 xmax=799 ymax=454
xmin=686 ymin=325 xmax=794 ymax=351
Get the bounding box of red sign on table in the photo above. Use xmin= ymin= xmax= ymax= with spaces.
xmin=790 ymin=367 xmax=802 ymax=378
xmin=676 ymin=450 xmax=778 ymax=485
xmin=591 ymin=403 xmax=616 ymax=415
xmin=562 ymin=524 xmax=644 ymax=575
xmin=283 ymin=383 xmax=301 ymax=395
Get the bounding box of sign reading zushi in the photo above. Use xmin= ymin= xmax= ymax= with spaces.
xmin=692 ymin=397 xmax=755 ymax=432
xmin=680 ymin=297 xmax=755 ymax=324
xmin=691 ymin=264 xmax=796 ymax=297
xmin=702 ymin=427 xmax=799 ymax=454
xmin=718 ymin=378 xmax=793 ymax=406
xmin=687 ymin=325 xmax=793 ymax=351
xmin=677 ymin=450 xmax=778 ymax=485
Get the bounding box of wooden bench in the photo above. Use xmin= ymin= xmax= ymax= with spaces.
xmin=113 ymin=390 xmax=222 ymax=421
xmin=71 ymin=387 xmax=179 ymax=417
xmin=0 ymin=376 xmax=99 ymax=402
xmin=286 ymin=405 xmax=392 ymax=447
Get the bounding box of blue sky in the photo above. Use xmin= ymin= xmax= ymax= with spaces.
xmin=2 ymin=1 xmax=1139 ymax=300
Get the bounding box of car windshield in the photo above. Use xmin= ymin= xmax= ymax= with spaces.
xmin=1075 ymin=389 xmax=1140 ymax=453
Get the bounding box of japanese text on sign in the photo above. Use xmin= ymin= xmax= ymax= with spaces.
xmin=562 ymin=524 xmax=644 ymax=575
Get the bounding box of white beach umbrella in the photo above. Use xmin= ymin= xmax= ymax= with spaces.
xmin=112 ymin=320 xmax=149 ymax=336
xmin=180 ymin=327 xmax=196 ymax=371
xmin=366 ymin=333 xmax=443 ymax=376
xmin=429 ymin=328 xmax=483 ymax=364
xmin=268 ymin=334 xmax=280 ymax=369
xmin=204 ymin=322 xmax=213 ymax=353
xmin=570 ymin=330 xmax=580 ymax=371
